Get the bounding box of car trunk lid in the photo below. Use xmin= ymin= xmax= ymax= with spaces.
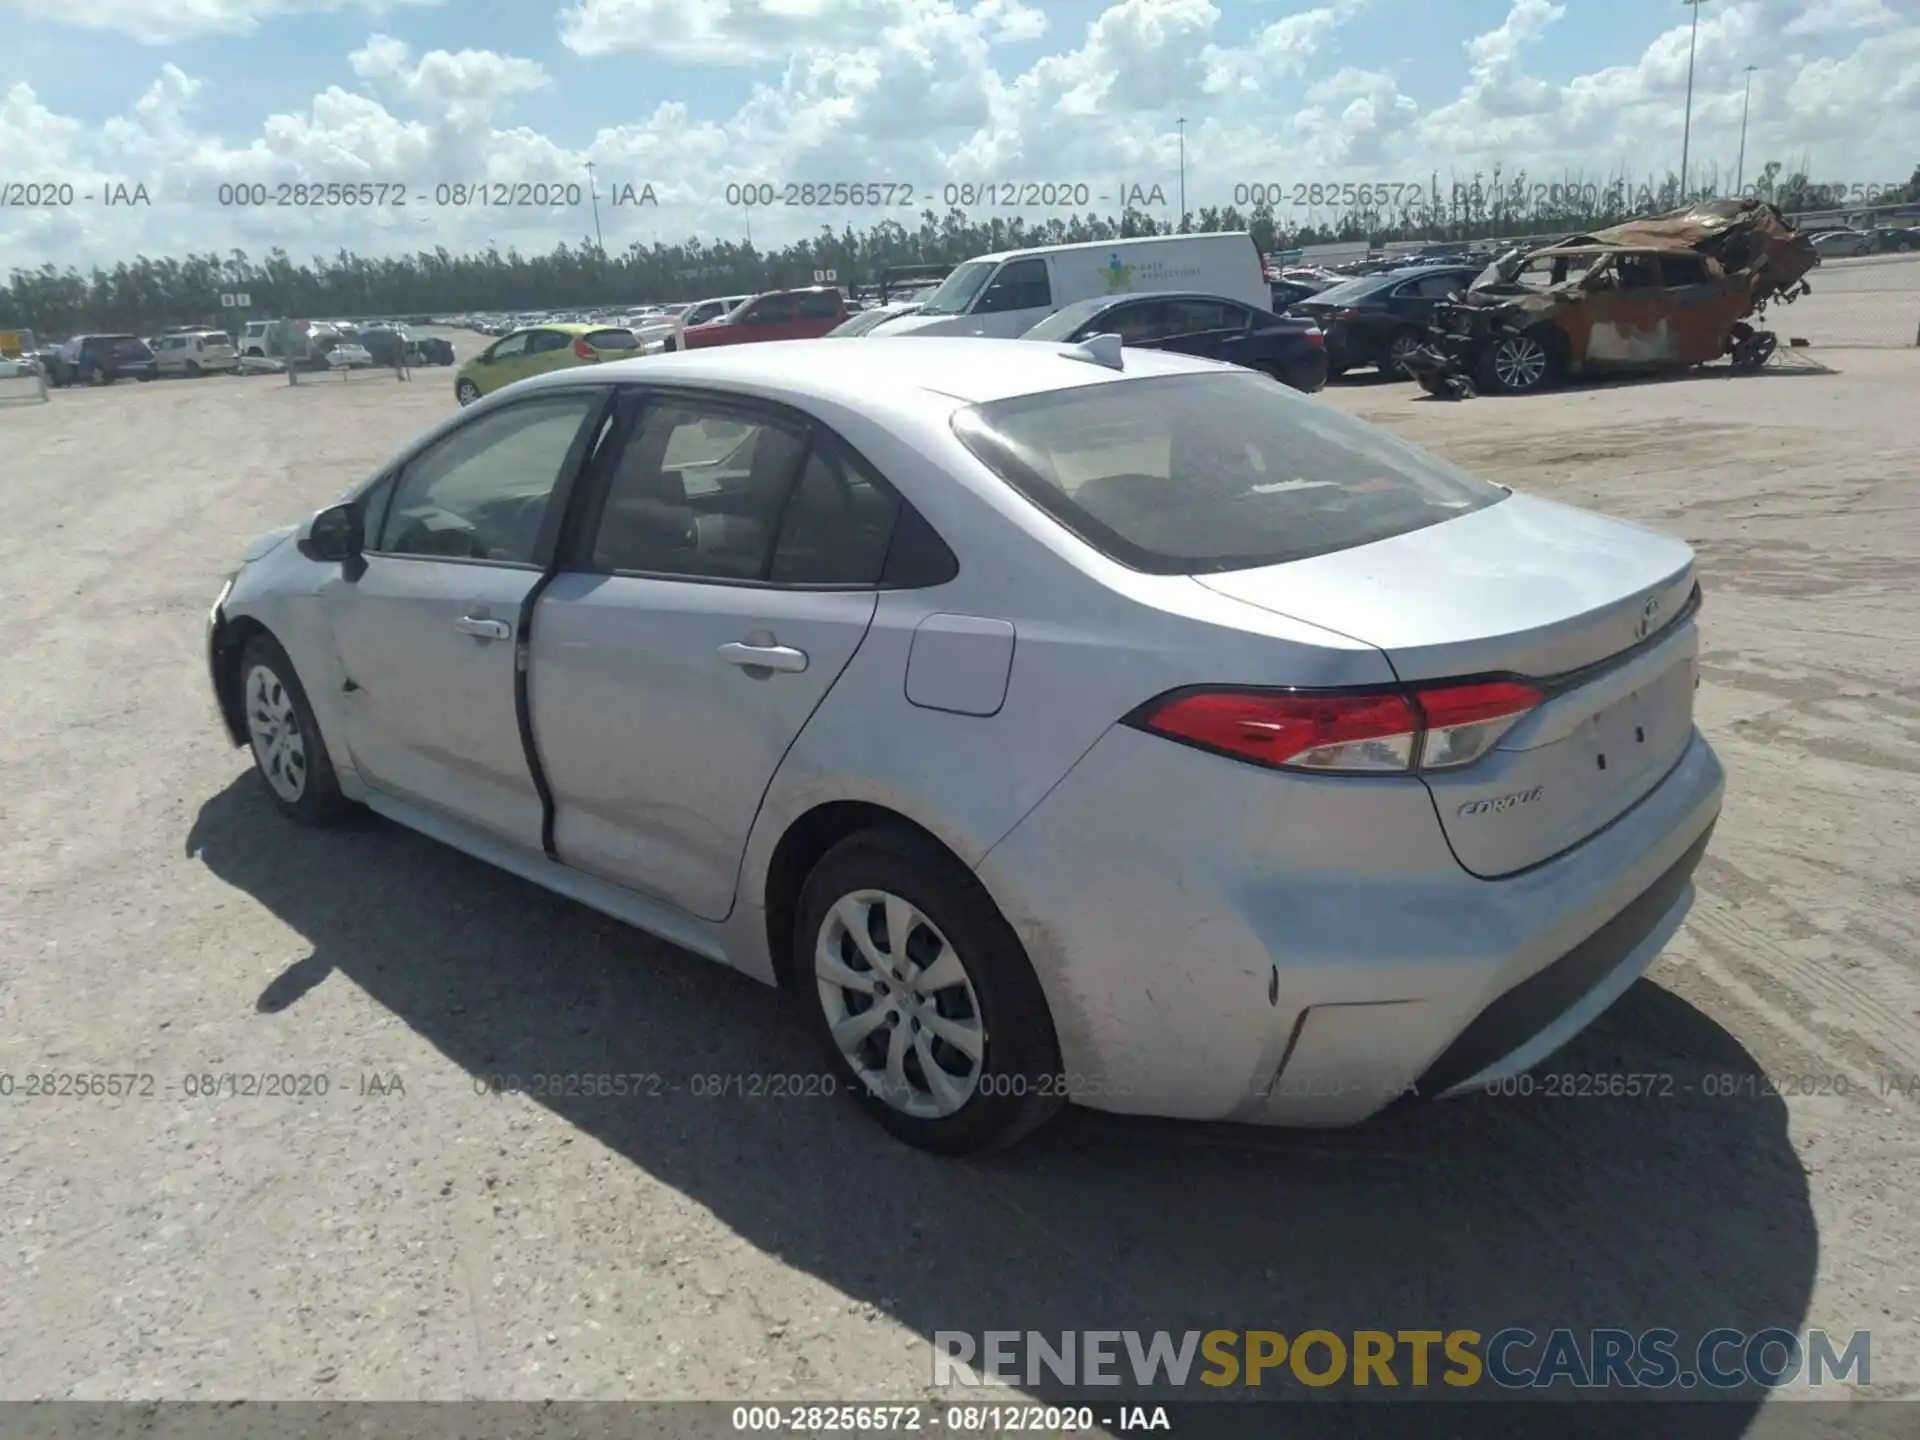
xmin=1195 ymin=493 xmax=1701 ymax=877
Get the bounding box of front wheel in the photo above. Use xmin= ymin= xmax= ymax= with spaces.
xmin=455 ymin=379 xmax=481 ymax=405
xmin=1477 ymin=331 xmax=1557 ymax=393
xmin=239 ymin=635 xmax=353 ymax=826
xmin=795 ymin=827 xmax=1065 ymax=1155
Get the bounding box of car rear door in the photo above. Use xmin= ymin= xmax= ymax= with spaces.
xmin=528 ymin=389 xmax=892 ymax=920
xmin=323 ymin=389 xmax=612 ymax=851
xmin=1149 ymin=298 xmax=1257 ymax=363
xmin=794 ymin=289 xmax=845 ymax=337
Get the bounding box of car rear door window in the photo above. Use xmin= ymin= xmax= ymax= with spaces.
xmin=528 ymin=330 xmax=571 ymax=354
xmin=770 ymin=446 xmax=901 ymax=585
xmin=953 ymin=370 xmax=1506 ymax=575
xmin=587 ymin=401 xmax=808 ymax=581
xmin=376 ymin=393 xmax=601 ymax=564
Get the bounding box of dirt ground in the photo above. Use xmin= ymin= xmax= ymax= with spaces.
xmin=1 ymin=259 xmax=1916 ymax=1426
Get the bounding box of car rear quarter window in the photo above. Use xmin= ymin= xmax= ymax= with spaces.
xmin=770 ymin=446 xmax=900 ymax=585
xmin=952 ymin=371 xmax=1506 ymax=575
xmin=585 ymin=328 xmax=640 ymax=350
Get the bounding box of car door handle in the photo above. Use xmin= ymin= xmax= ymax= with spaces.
xmin=455 ymin=615 xmax=512 ymax=641
xmin=717 ymin=641 xmax=808 ymax=673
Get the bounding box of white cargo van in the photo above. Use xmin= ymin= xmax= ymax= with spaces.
xmin=870 ymin=232 xmax=1267 ymax=337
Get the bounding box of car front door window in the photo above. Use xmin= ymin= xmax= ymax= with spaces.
xmin=974 ymin=259 xmax=1052 ymax=315
xmin=378 ymin=394 xmax=603 ymax=564
xmin=1102 ymin=302 xmax=1173 ymax=344
xmin=487 ymin=333 xmax=531 ymax=362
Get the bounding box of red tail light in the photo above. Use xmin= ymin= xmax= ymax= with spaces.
xmin=1332 ymin=307 xmax=1362 ymax=322
xmin=573 ymin=337 xmax=597 ymax=360
xmin=1130 ymin=681 xmax=1542 ymax=774
xmin=1304 ymin=327 xmax=1326 ymax=347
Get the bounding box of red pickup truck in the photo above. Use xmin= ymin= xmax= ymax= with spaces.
xmin=678 ymin=286 xmax=848 ymax=349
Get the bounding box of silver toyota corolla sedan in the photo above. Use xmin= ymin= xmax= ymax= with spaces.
xmin=207 ymin=336 xmax=1723 ymax=1154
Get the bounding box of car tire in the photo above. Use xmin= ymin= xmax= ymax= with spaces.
xmin=1383 ymin=328 xmax=1427 ymax=378
xmin=795 ymin=826 xmax=1065 ymax=1156
xmin=455 ymin=379 xmax=481 ymax=406
xmin=237 ymin=634 xmax=353 ymax=827
xmin=1477 ymin=330 xmax=1558 ymax=393
xmin=185 ymin=361 xmax=201 ymax=377
xmin=85 ymin=364 xmax=107 ymax=386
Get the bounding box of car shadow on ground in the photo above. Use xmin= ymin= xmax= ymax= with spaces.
xmin=187 ymin=775 xmax=1818 ymax=1437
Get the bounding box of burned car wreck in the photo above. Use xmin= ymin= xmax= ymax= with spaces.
xmin=1404 ymin=199 xmax=1818 ymax=396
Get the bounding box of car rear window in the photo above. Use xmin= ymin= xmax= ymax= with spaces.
xmin=585 ymin=328 xmax=640 ymax=350
xmin=951 ymin=371 xmax=1506 ymax=575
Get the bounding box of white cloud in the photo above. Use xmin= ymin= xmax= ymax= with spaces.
xmin=557 ymin=0 xmax=1045 ymax=64
xmin=5 ymin=0 xmax=444 ymax=45
xmin=2 ymin=0 xmax=1916 ymax=269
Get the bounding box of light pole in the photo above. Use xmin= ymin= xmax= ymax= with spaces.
xmin=1679 ymin=0 xmax=1711 ymax=200
xmin=1735 ymin=65 xmax=1758 ymax=196
xmin=584 ymin=160 xmax=604 ymax=251
xmin=1176 ymin=117 xmax=1187 ymax=233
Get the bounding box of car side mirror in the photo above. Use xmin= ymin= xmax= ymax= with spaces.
xmin=299 ymin=502 xmax=364 ymax=568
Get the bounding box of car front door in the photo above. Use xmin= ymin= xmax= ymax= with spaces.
xmin=1576 ymin=254 xmax=1674 ymax=372
xmin=968 ymin=258 xmax=1055 ymax=336
xmin=475 ymin=330 xmax=536 ymax=390
xmin=1655 ymin=253 xmax=1741 ymax=364
xmin=530 ymin=391 xmax=895 ymax=920
xmin=323 ymin=389 xmax=611 ymax=850
xmin=736 ymin=294 xmax=801 ymax=342
xmin=525 ymin=327 xmax=576 ymax=375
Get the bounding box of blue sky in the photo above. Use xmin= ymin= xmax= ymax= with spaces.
xmin=2 ymin=0 xmax=1914 ymax=263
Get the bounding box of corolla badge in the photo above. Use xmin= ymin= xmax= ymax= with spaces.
xmin=1635 ymin=594 xmax=1662 ymax=640
xmin=1458 ymin=785 xmax=1544 ymax=817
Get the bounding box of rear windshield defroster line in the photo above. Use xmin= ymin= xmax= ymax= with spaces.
xmin=950 ymin=371 xmax=1507 ymax=576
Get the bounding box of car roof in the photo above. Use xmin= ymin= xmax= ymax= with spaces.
xmin=514 ymin=335 xmax=1227 ymax=409
xmin=969 ymin=231 xmax=1254 ymax=264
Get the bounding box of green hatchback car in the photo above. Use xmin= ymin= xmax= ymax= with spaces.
xmin=453 ymin=323 xmax=641 ymax=405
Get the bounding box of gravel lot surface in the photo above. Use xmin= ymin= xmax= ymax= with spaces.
xmin=2 ymin=260 xmax=1916 ymax=1430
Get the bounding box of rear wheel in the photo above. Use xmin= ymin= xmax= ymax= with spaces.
xmin=795 ymin=827 xmax=1065 ymax=1155
xmin=1478 ymin=331 xmax=1557 ymax=393
xmin=1383 ymin=329 xmax=1427 ymax=378
xmin=239 ymin=634 xmax=352 ymax=826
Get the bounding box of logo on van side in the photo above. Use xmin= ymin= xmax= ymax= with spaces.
xmin=1458 ymin=785 xmax=1544 ymax=817
xmin=1104 ymin=254 xmax=1137 ymax=293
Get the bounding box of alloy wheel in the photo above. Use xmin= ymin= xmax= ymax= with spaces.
xmin=245 ymin=663 xmax=309 ymax=803
xmin=1492 ymin=335 xmax=1548 ymax=391
xmin=456 ymin=380 xmax=480 ymax=405
xmin=1386 ymin=333 xmax=1425 ymax=374
xmin=815 ymin=889 xmax=986 ymax=1119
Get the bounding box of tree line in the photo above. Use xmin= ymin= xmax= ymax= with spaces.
xmin=7 ymin=160 xmax=1915 ymax=339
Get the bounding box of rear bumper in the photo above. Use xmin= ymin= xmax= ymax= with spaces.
xmin=975 ymin=725 xmax=1724 ymax=1124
